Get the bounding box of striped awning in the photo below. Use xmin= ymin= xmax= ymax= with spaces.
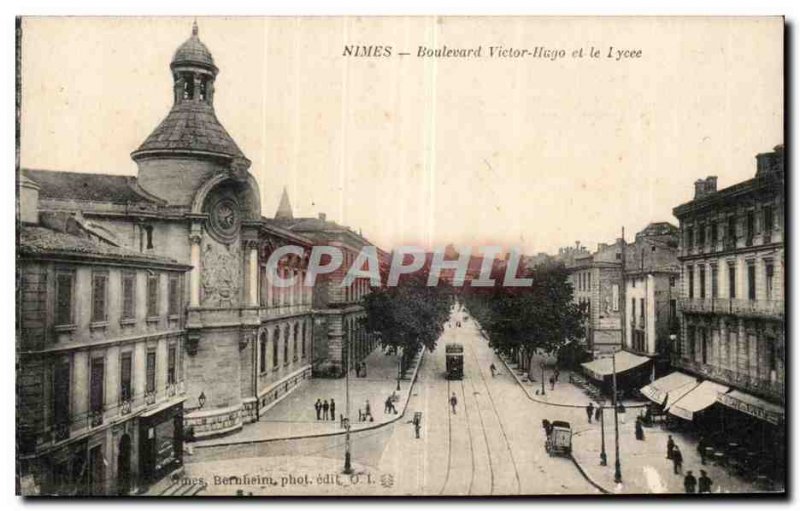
xmin=640 ymin=371 xmax=699 ymax=406
xmin=581 ymin=351 xmax=650 ymax=381
xmin=668 ymin=380 xmax=729 ymax=421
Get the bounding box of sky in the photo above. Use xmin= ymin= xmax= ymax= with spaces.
xmin=19 ymin=16 xmax=783 ymax=255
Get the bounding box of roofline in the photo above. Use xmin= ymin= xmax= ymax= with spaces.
xmin=130 ymin=148 xmax=249 ymax=165
xmin=18 ymin=248 xmax=192 ymax=271
xmin=673 ymin=172 xmax=783 ymax=218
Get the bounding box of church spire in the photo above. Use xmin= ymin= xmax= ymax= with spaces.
xmin=275 ymin=187 xmax=294 ymax=220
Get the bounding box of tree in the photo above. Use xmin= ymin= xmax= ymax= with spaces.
xmin=462 ymin=262 xmax=587 ymax=373
xmin=363 ymin=267 xmax=452 ymax=376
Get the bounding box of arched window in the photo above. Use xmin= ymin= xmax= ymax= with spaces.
xmin=283 ymin=325 xmax=289 ymax=364
xmin=272 ymin=327 xmax=279 ymax=368
xmin=182 ymin=73 xmax=195 ymax=99
xmin=259 ymin=332 xmax=267 ymax=373
xmin=301 ymin=322 xmax=306 ymax=357
xmin=293 ymin=323 xmax=299 ymax=361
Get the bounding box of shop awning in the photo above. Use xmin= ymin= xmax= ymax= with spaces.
xmin=581 ymin=351 xmax=650 ymax=381
xmin=668 ymin=380 xmax=729 ymax=421
xmin=718 ymin=390 xmax=785 ymax=426
xmin=640 ymin=371 xmax=699 ymax=406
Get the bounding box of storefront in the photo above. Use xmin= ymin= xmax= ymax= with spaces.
xmin=581 ymin=350 xmax=652 ymax=396
xmin=138 ymin=401 xmax=184 ymax=487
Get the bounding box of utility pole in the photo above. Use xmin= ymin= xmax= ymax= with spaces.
xmin=614 ymin=225 xmax=625 ymax=484
xmin=599 ymin=399 xmax=607 ymax=466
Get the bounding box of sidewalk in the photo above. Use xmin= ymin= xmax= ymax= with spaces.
xmin=193 ymin=346 xmax=424 ymax=447
xmin=570 ymin=414 xmax=780 ymax=494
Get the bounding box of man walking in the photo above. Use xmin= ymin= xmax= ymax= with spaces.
xmin=672 ymin=445 xmax=683 ymax=474
xmin=330 ymin=399 xmax=336 ymax=421
xmin=450 ymin=392 xmax=458 ymax=414
xmin=322 ymin=399 xmax=330 ymax=421
xmin=315 ymin=398 xmax=322 ymax=420
xmin=365 ymin=399 xmax=372 ymax=421
xmin=554 ymin=367 xmax=560 ymax=382
xmin=490 ymin=363 xmax=497 ymax=377
xmin=666 ymin=435 xmax=676 ymax=459
xmin=586 ymin=402 xmax=594 ymax=423
xmin=683 ymin=470 xmax=697 ymax=493
xmin=549 ymin=375 xmax=556 ymax=390
xmin=698 ymin=470 xmax=713 ymax=493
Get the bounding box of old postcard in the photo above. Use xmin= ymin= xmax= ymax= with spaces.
xmin=15 ymin=16 xmax=784 ymax=496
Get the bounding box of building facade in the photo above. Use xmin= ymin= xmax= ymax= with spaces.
xmin=18 ymin=24 xmax=325 ymax=455
xmin=672 ymin=145 xmax=785 ymax=478
xmin=17 ymin=177 xmax=191 ymax=495
xmin=567 ymin=239 xmax=624 ymax=354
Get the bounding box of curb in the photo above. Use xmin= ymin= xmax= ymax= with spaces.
xmin=569 ymin=455 xmax=613 ymax=495
xmin=192 ymin=349 xmax=426 ymax=450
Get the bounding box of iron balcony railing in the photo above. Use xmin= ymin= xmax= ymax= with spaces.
xmin=679 ymin=297 xmax=784 ymax=319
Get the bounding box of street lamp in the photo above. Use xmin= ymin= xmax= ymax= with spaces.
xmin=599 ymin=399 xmax=607 ymax=466
xmin=540 ymin=362 xmax=546 ymax=396
xmin=612 ymin=349 xmax=622 ymax=483
xmin=343 ymin=325 xmax=353 ymax=474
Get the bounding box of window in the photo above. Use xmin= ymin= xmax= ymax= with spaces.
xmin=728 ymin=262 xmax=736 ymax=299
xmin=167 ymin=345 xmax=176 ymax=385
xmin=701 ymin=329 xmax=708 ymax=364
xmin=687 ymin=327 xmax=696 ymax=360
xmin=90 ymin=272 xmax=108 ymax=323
xmin=699 ymin=266 xmax=706 ymax=299
xmin=698 ymin=223 xmax=706 ymax=247
xmin=259 ymin=333 xmax=267 ymax=373
xmin=52 ymin=360 xmax=70 ymax=426
xmin=121 ymin=273 xmax=136 ymax=320
xmin=631 ymin=298 xmax=636 ymax=322
xmin=293 ymin=324 xmax=299 ymax=361
xmin=168 ymin=276 xmax=180 ymax=316
xmin=639 ymin=298 xmax=645 ymax=324
xmin=765 ymin=262 xmax=775 ymax=300
xmin=147 ymin=274 xmax=159 ymax=317
xmin=120 ymin=352 xmax=132 ymax=401
xmin=764 ymin=205 xmax=774 ymax=243
xmin=283 ymin=326 xmax=289 ymax=364
xmin=727 ymin=216 xmax=736 ymax=246
xmin=146 ymin=349 xmax=156 ymax=393
xmin=746 ymin=210 xmax=755 ymax=245
xmin=688 ymin=266 xmax=694 ymax=298
xmin=669 ymin=299 xmax=677 ymax=323
xmin=273 ymin=327 xmax=280 ymax=368
xmin=686 ymin=226 xmax=694 ymax=249
xmin=55 ymin=271 xmax=74 ymax=326
xmin=766 ymin=336 xmax=777 ymax=373
xmin=711 ymin=265 xmax=718 ymax=299
xmin=710 ymin=220 xmax=718 ymax=248
xmin=747 ymin=263 xmax=756 ymax=301
xmin=611 ymin=284 xmax=619 ymax=311
xmin=90 ymin=357 xmax=104 ymax=413
xmin=145 ymin=225 xmax=154 ymax=250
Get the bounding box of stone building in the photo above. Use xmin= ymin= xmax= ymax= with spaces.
xmin=270 ymin=191 xmax=383 ymax=377
xmin=18 ymin=23 xmax=322 ymax=453
xmin=17 ymin=175 xmax=191 ymax=495
xmin=670 ymin=144 xmax=785 ymax=480
xmin=567 ymin=239 xmax=625 ymax=354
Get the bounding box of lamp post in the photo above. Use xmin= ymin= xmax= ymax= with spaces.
xmin=612 ymin=349 xmax=622 ymax=483
xmin=540 ymin=361 xmax=546 ymax=396
xmin=396 ymin=346 xmax=402 ymax=392
xmin=344 ymin=325 xmax=353 ymax=474
xmin=599 ymin=399 xmax=607 ymax=466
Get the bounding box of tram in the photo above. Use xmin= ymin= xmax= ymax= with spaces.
xmin=445 ymin=343 xmax=464 ymax=379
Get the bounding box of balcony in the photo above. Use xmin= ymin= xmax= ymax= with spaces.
xmin=89 ymin=409 xmax=104 ymax=428
xmin=679 ymin=298 xmax=784 ymax=320
xmin=673 ymin=356 xmax=785 ymax=404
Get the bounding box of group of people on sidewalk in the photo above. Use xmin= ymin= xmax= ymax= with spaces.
xmin=314 ymin=398 xmax=336 ymax=421
xmin=667 ymin=434 xmax=714 ymax=493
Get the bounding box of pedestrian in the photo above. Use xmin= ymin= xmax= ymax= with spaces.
xmin=618 ymin=403 xmax=627 ymax=424
xmin=322 ymin=399 xmax=329 ymax=420
xmin=635 ymin=417 xmax=645 ymax=441
xmin=698 ymin=470 xmax=713 ymax=493
xmin=697 ymin=436 xmax=708 ymax=465
xmin=554 ymin=368 xmax=560 ymax=382
xmin=683 ymin=470 xmax=697 ymax=493
xmin=586 ymin=402 xmax=594 ymax=423
xmin=365 ymin=400 xmax=372 ymax=421
xmin=490 ymin=363 xmax=497 ymax=377
xmin=672 ymin=445 xmax=683 ymax=474
xmin=330 ymin=399 xmax=336 ymax=421
xmin=595 ymin=406 xmax=602 ymax=422
xmin=450 ymin=392 xmax=458 ymax=414
xmin=542 ymin=419 xmax=552 ymax=436
xmin=384 ymin=396 xmax=391 ymax=413
xmin=315 ymin=398 xmax=322 ymax=420
xmin=549 ymin=375 xmax=555 ymax=390
xmin=666 ymin=434 xmax=676 ymax=459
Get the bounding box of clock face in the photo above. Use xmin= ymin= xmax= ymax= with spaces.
xmin=208 ymin=198 xmax=240 ymax=241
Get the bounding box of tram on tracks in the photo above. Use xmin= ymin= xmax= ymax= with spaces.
xmin=445 ymin=343 xmax=464 ymax=379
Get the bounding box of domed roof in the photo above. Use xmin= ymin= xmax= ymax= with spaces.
xmin=171 ymin=22 xmax=215 ymax=70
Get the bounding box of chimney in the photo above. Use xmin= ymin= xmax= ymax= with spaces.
xmin=318 ymin=212 xmax=327 ymax=222
xmin=756 ymin=145 xmax=785 ymax=176
xmin=705 ymin=176 xmax=717 ymax=193
xmin=597 ymin=242 xmax=608 ymax=252
xmin=694 ymin=179 xmax=706 ymax=199
xmin=19 ymin=175 xmax=40 ymax=225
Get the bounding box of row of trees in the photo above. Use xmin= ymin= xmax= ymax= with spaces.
xmin=362 ymin=267 xmax=453 ymax=376
xmin=461 ymin=261 xmax=588 ymax=373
